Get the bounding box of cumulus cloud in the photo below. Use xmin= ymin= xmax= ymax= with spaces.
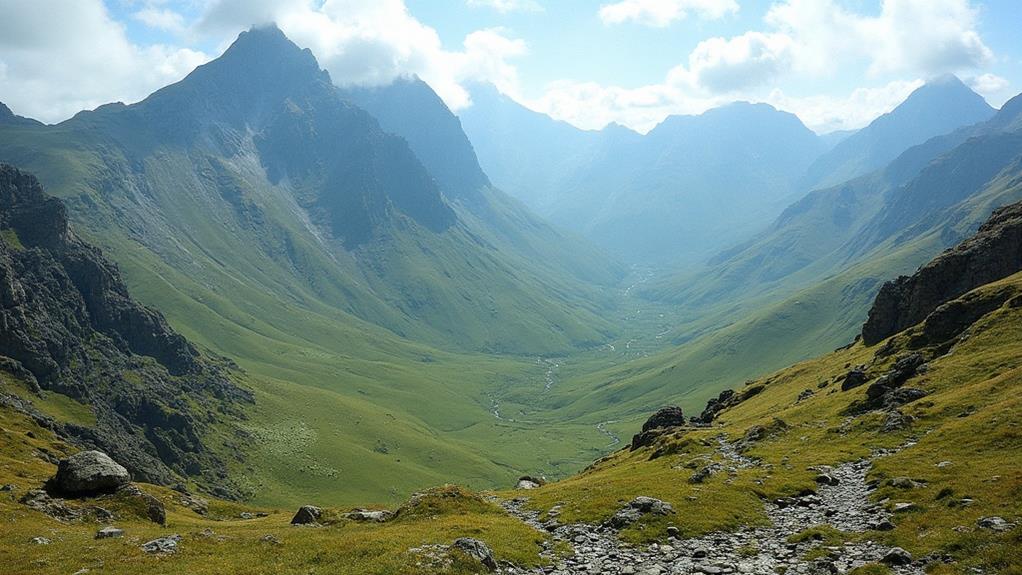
xmin=466 ymin=0 xmax=543 ymax=13
xmin=598 ymin=0 xmax=739 ymax=27
xmin=967 ymin=73 xmax=1010 ymax=102
xmin=525 ymin=0 xmax=997 ymax=133
xmin=133 ymin=6 xmax=188 ymax=34
xmin=0 ymin=0 xmax=208 ymax=123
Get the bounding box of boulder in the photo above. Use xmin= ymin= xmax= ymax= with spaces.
xmin=840 ymin=369 xmax=869 ymax=391
xmin=977 ymin=516 xmax=1016 ymax=531
xmin=141 ymin=534 xmax=181 ymax=554
xmin=344 ymin=509 xmax=393 ymax=522
xmin=881 ymin=547 xmax=913 ymax=566
xmin=452 ymin=537 xmax=497 ymax=571
xmin=631 ymin=406 xmax=686 ymax=450
xmin=52 ymin=451 xmax=130 ymax=496
xmin=96 ymin=526 xmax=124 ymax=539
xmin=290 ymin=505 xmax=322 ymax=525
xmin=609 ymin=496 xmax=674 ymax=528
xmin=515 ymin=475 xmax=545 ymax=490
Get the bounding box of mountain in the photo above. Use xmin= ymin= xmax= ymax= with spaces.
xmin=461 ymin=88 xmax=825 ymax=263
xmin=0 ymin=163 xmax=249 ymax=496
xmin=802 ymin=75 xmax=996 ymax=190
xmin=339 ymin=76 xmax=624 ymax=288
xmin=0 ymin=26 xmax=626 ymax=504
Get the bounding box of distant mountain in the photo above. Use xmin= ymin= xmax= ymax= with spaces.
xmin=0 ymin=102 xmax=42 ymax=127
xmin=341 ymin=77 xmax=624 ymax=287
xmin=0 ymin=163 xmax=249 ymax=496
xmin=461 ymin=88 xmax=825 ymax=263
xmin=802 ymin=75 xmax=995 ymax=190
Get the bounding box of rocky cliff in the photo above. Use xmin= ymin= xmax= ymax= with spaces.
xmin=862 ymin=200 xmax=1022 ymax=344
xmin=0 ymin=164 xmax=250 ymax=497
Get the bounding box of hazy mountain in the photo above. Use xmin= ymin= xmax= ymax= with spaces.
xmin=341 ymin=76 xmax=624 ymax=287
xmin=461 ymin=89 xmax=825 ymax=263
xmin=802 ymin=75 xmax=996 ymax=190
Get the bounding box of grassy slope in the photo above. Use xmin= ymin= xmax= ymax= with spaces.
xmin=520 ymin=272 xmax=1022 ymax=573
xmin=2 ymin=273 xmax=1018 ymax=574
xmin=0 ymin=123 xmax=617 ymax=505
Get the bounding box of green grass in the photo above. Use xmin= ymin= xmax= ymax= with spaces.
xmin=505 ymin=273 xmax=1022 ymax=572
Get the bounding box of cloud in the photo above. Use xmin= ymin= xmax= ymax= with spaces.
xmin=764 ymin=0 xmax=993 ymax=78
xmin=598 ymin=0 xmax=738 ymax=27
xmin=466 ymin=0 xmax=543 ymax=13
xmin=0 ymin=0 xmax=208 ymax=123
xmin=765 ymin=80 xmax=925 ymax=133
xmin=133 ymin=7 xmax=188 ymax=34
xmin=198 ymin=0 xmax=528 ymax=110
xmin=670 ymin=32 xmax=795 ymax=93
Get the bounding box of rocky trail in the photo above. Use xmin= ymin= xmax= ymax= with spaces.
xmin=497 ymin=438 xmax=925 ymax=575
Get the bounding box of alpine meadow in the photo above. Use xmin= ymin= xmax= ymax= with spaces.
xmin=0 ymin=1 xmax=1020 ymax=574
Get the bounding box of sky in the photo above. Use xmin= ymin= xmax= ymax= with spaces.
xmin=0 ymin=0 xmax=1019 ymax=133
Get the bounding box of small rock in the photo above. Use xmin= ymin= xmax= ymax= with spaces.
xmin=873 ymin=520 xmax=896 ymax=531
xmin=290 ymin=505 xmax=322 ymax=525
xmin=30 ymin=537 xmax=50 ymax=545
xmin=889 ymin=477 xmax=924 ymax=489
xmin=893 ymin=502 xmax=917 ymax=512
xmin=141 ymin=534 xmax=181 ymax=554
xmin=260 ymin=534 xmax=282 ymax=545
xmin=666 ymin=526 xmax=680 ymax=538
xmin=95 ymin=526 xmax=124 ymax=539
xmin=977 ymin=516 xmax=1015 ymax=531
xmin=239 ymin=512 xmax=254 ymax=520
xmin=344 ymin=509 xmax=393 ymax=522
xmin=452 ymin=537 xmax=497 ymax=571
xmin=0 ymin=484 xmax=15 ymax=492
xmin=881 ymin=547 xmax=913 ymax=566
xmin=936 ymin=460 xmax=953 ymax=468
xmin=815 ymin=473 xmax=840 ymax=486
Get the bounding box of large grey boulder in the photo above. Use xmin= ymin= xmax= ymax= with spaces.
xmin=291 ymin=505 xmax=323 ymax=525
xmin=52 ymin=451 xmax=129 ymax=496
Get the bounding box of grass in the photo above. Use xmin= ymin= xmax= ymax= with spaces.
xmin=0 ymin=406 xmax=547 ymax=575
xmin=503 ymin=273 xmax=1022 ymax=573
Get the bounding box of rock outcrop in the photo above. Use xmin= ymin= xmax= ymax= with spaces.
xmin=291 ymin=505 xmax=322 ymax=525
xmin=0 ymin=164 xmax=250 ymax=497
xmin=631 ymin=406 xmax=686 ymax=449
xmin=862 ymin=200 xmax=1022 ymax=344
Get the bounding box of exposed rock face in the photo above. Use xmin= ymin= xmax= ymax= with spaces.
xmin=452 ymin=537 xmax=498 ymax=571
xmin=51 ymin=451 xmax=129 ymax=496
xmin=0 ymin=164 xmax=250 ymax=497
xmin=692 ymin=390 xmax=735 ymax=424
xmin=631 ymin=406 xmax=685 ymax=449
xmin=863 ymin=200 xmax=1022 ymax=344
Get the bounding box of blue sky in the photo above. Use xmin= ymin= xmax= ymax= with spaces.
xmin=2 ymin=1 xmax=1019 ymax=132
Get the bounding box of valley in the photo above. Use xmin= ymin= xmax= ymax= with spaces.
xmin=0 ymin=12 xmax=1021 ymax=575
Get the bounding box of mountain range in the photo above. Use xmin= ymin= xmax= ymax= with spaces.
xmin=0 ymin=23 xmax=1020 ymax=574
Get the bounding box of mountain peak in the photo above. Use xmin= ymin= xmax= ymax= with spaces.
xmin=896 ymin=73 xmax=991 ymax=116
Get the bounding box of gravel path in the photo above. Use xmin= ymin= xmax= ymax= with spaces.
xmin=498 ymin=438 xmax=924 ymax=575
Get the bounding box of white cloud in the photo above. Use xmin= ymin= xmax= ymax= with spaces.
xmin=0 ymin=0 xmax=208 ymax=123
xmin=598 ymin=0 xmax=738 ymax=27
xmin=133 ymin=7 xmax=188 ymax=34
xmin=671 ymin=31 xmax=795 ymax=93
xmin=466 ymin=0 xmax=543 ymax=13
xmin=967 ymin=72 xmax=1010 ymax=101
xmin=764 ymin=0 xmax=993 ymax=78
xmin=198 ymin=0 xmax=528 ymax=110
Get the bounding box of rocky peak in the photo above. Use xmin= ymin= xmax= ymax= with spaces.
xmin=862 ymin=200 xmax=1022 ymax=344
